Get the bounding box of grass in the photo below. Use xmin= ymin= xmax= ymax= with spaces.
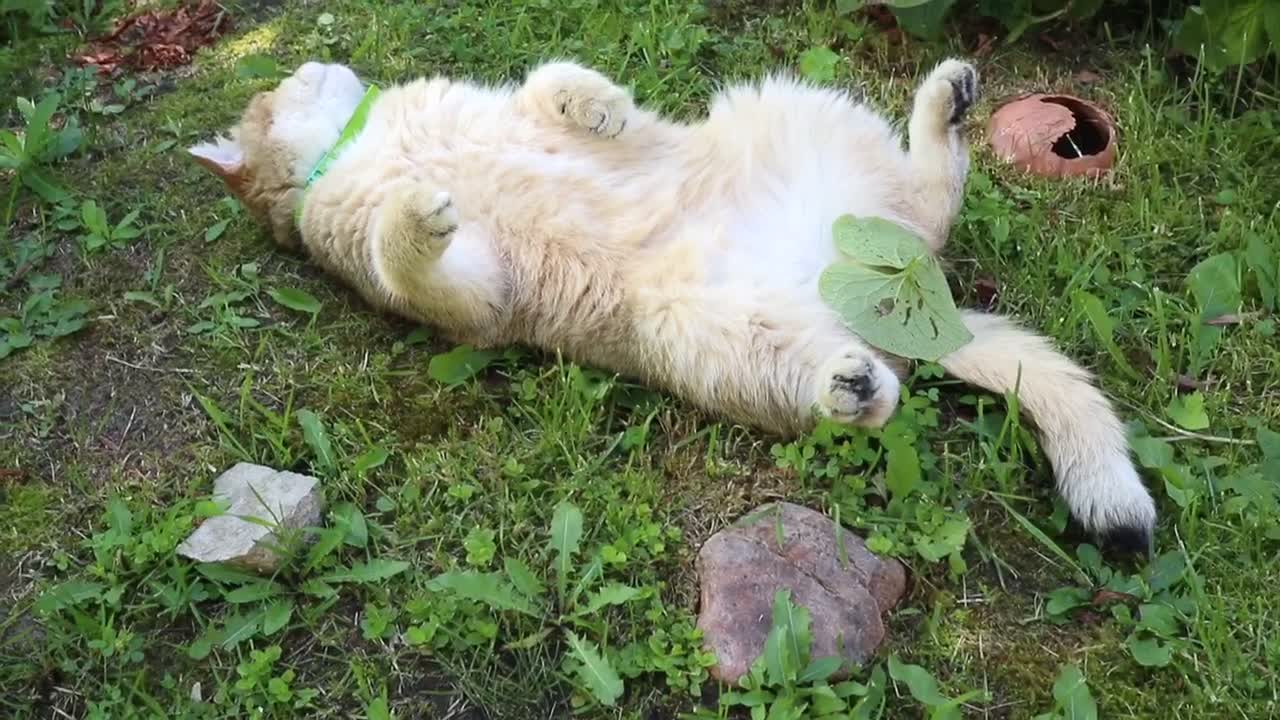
xmin=2 ymin=0 xmax=1279 ymax=718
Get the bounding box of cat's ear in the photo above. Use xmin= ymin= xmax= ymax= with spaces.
xmin=188 ymin=137 xmax=248 ymax=194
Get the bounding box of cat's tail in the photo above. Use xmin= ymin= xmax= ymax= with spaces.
xmin=907 ymin=59 xmax=978 ymax=251
xmin=937 ymin=311 xmax=1156 ymax=554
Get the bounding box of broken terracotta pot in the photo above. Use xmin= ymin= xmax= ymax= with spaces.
xmin=988 ymin=94 xmax=1117 ymax=178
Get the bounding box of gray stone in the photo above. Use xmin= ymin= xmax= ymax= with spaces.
xmin=176 ymin=463 xmax=323 ymax=573
xmin=696 ymin=502 xmax=907 ymax=684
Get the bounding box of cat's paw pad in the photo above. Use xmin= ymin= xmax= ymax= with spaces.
xmin=815 ymin=350 xmax=900 ymax=428
xmin=922 ymin=59 xmax=980 ymax=126
xmin=554 ymin=89 xmax=629 ymax=138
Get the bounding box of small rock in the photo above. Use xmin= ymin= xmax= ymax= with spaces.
xmin=696 ymin=502 xmax=906 ymax=684
xmin=176 ymin=463 xmax=322 ymax=573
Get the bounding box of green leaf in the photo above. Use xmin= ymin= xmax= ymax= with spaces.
xmin=262 ymin=599 xmax=294 ymax=635
xmin=565 ymin=630 xmax=624 ymax=706
xmin=851 ymin=665 xmax=887 ymax=720
xmin=1136 ymin=603 xmax=1181 ymax=638
xmin=236 ymin=54 xmax=286 ymax=79
xmin=220 ymin=608 xmax=265 ymax=648
xmin=820 ymin=215 xmax=972 ymax=361
xmin=334 ymin=502 xmax=369 ymax=548
xmin=1130 ymin=435 xmax=1174 ymax=470
xmin=427 ymin=570 xmax=539 ymax=615
xmin=34 ymin=580 xmax=105 ymax=614
xmin=1127 ymin=635 xmax=1173 ymax=667
xmin=269 ymin=287 xmax=323 ymax=314
xmin=106 ymin=496 xmax=133 ymax=536
xmin=799 ymin=47 xmax=839 ymax=84
xmin=305 ymin=526 xmax=346 ymax=571
xmin=891 ymin=0 xmax=958 ymax=38
xmin=1143 ymin=550 xmax=1187 ymax=593
xmin=1188 ymin=252 xmax=1241 ymax=319
xmin=798 ymin=656 xmax=844 ymax=684
xmin=1201 ymin=0 xmax=1270 ymax=67
xmin=1048 ymin=664 xmax=1097 ymax=720
xmin=504 ymin=557 xmax=545 ymax=600
xmin=320 ymin=559 xmax=411 ymax=584
xmin=21 ymin=166 xmax=69 ymax=202
xmin=549 ymin=500 xmax=584 ymax=598
xmin=884 ymin=432 xmax=921 ymax=499
xmin=365 ymin=694 xmax=393 ymax=720
xmin=352 ymin=447 xmax=389 ymax=475
xmin=1244 ymin=233 xmax=1277 ymax=311
xmin=1073 ymin=290 xmax=1138 ymax=379
xmin=576 ymin=582 xmax=643 ymax=617
xmin=1165 ymin=392 xmax=1209 ymax=431
xmin=223 ymin=581 xmax=284 ymax=603
xmin=888 ymin=654 xmax=949 ymax=706
xmin=205 ymin=218 xmax=231 ymax=242
xmin=124 ymin=290 xmax=161 ymax=307
xmin=196 ymin=564 xmax=262 ymax=585
xmin=23 ymin=92 xmax=59 ymax=157
xmin=773 ymin=588 xmax=812 ymax=671
xmin=295 ymin=409 xmax=336 ymax=472
xmin=428 ymin=344 xmax=496 ymax=386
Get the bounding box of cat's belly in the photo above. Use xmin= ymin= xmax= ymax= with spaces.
xmin=701 ymin=173 xmax=896 ymax=293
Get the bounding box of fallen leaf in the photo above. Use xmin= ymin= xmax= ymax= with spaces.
xmin=72 ymin=0 xmax=232 ymax=74
xmin=1204 ymin=312 xmax=1258 ymax=326
xmin=974 ymin=275 xmax=1000 ymax=310
xmin=1175 ymin=374 xmax=1207 ymax=392
xmin=1091 ymin=589 xmax=1138 ymax=607
xmin=973 ymin=33 xmax=996 ymax=58
xmin=1074 ymin=70 xmax=1103 ymax=84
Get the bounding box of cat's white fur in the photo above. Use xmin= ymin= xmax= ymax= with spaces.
xmin=190 ymin=59 xmax=1156 ymax=552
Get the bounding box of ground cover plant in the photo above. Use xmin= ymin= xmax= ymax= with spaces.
xmin=2 ymin=0 xmax=1278 ymax=718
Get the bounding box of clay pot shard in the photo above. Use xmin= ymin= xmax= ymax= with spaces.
xmin=988 ymin=94 xmax=1117 ymax=178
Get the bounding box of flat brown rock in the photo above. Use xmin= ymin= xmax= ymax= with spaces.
xmin=696 ymin=502 xmax=907 ymax=684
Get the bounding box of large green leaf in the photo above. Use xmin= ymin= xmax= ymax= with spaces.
xmin=319 ymin=559 xmax=410 ymax=584
xmin=427 ymin=570 xmax=540 ymax=616
xmin=565 ymin=631 xmax=624 ymax=706
xmin=296 ymin=409 xmax=336 ymax=473
xmin=820 ymin=215 xmax=971 ymax=361
xmin=428 ymin=344 xmax=496 ymax=386
xmin=269 ymin=287 xmax=323 ymax=315
xmin=1046 ymin=664 xmax=1097 ymax=720
xmin=892 ymin=0 xmax=958 ymax=38
xmin=549 ymin=500 xmax=584 ymax=598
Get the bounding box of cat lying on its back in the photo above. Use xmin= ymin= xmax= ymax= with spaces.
xmin=189 ymin=58 xmax=1156 ymax=553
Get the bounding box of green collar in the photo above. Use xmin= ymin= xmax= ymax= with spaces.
xmin=294 ymin=84 xmax=381 ymax=226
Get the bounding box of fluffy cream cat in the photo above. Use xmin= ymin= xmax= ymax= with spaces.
xmin=189 ymin=58 xmax=1155 ymax=553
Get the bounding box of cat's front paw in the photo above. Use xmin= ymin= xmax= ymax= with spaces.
xmin=407 ymin=190 xmax=458 ymax=258
xmin=555 ymin=88 xmax=630 ymax=137
xmin=815 ymin=348 xmax=901 ymax=428
xmin=920 ymin=59 xmax=980 ymax=126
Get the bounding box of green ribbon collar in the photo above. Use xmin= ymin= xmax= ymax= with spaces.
xmin=294 ymin=84 xmax=381 ymax=225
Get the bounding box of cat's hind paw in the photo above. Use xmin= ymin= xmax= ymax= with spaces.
xmin=522 ymin=62 xmax=633 ymax=138
xmin=815 ymin=348 xmax=901 ymax=428
xmin=918 ymin=59 xmax=980 ymax=127
xmin=555 ymin=87 xmax=630 ymax=137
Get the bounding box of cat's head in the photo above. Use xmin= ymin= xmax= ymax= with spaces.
xmin=188 ymin=62 xmax=367 ymax=247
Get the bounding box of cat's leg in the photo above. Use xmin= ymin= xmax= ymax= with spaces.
xmin=629 ymin=285 xmax=902 ymax=434
xmin=907 ymin=59 xmax=978 ymax=250
xmin=371 ymin=185 xmax=507 ymax=338
xmin=515 ymin=61 xmax=636 ymax=138
xmin=937 ymin=310 xmax=1156 ymax=554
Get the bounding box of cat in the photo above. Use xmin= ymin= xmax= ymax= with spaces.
xmin=189 ymin=58 xmax=1156 ymax=554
